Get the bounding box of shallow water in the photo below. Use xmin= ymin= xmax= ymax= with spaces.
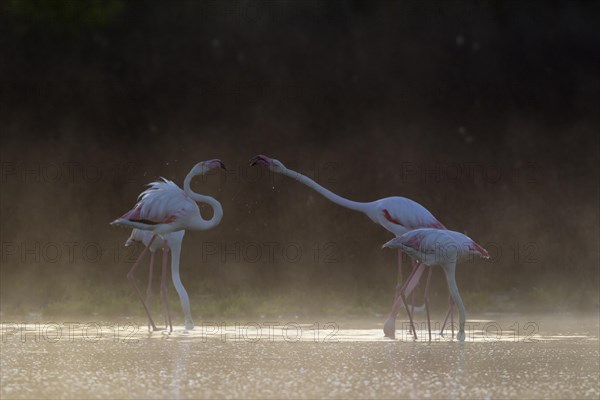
xmin=1 ymin=314 xmax=598 ymax=399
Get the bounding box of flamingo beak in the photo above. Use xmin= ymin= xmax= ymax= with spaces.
xmin=249 ymin=155 xmax=271 ymax=167
xmin=381 ymin=238 xmax=397 ymax=249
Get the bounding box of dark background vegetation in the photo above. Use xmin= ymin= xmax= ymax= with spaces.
xmin=1 ymin=0 xmax=598 ymax=318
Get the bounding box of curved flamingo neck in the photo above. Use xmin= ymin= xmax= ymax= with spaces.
xmin=442 ymin=262 xmax=466 ymax=335
xmin=276 ymin=167 xmax=370 ymax=213
xmin=183 ymin=168 xmax=224 ymax=230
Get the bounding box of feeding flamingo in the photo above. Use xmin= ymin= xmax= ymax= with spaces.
xmin=249 ymin=154 xmax=444 ymax=328
xmin=111 ymin=159 xmax=225 ymax=331
xmin=382 ymin=228 xmax=489 ymax=341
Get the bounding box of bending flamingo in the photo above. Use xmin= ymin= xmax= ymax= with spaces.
xmin=383 ymin=228 xmax=489 ymax=341
xmin=112 ymin=159 xmax=225 ymax=331
xmin=249 ymin=155 xmax=444 ymax=331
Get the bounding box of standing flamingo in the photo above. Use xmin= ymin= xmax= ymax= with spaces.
xmin=249 ymin=155 xmax=445 ymax=332
xmin=111 ymin=159 xmax=225 ymax=331
xmin=383 ymin=228 xmax=489 ymax=341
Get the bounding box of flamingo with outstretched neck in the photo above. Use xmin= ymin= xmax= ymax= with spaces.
xmin=249 ymin=154 xmax=445 ymax=336
xmin=112 ymin=159 xmax=225 ymax=331
xmin=383 ymin=228 xmax=489 ymax=341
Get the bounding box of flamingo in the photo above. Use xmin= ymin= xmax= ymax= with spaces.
xmin=111 ymin=159 xmax=225 ymax=331
xmin=382 ymin=228 xmax=490 ymax=341
xmin=249 ymin=155 xmax=445 ymax=332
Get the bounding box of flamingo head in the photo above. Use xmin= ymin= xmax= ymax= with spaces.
xmin=381 ymin=237 xmax=402 ymax=249
xmin=249 ymin=154 xmax=286 ymax=172
xmin=470 ymin=241 xmax=490 ymax=259
xmin=192 ymin=159 xmax=226 ymax=174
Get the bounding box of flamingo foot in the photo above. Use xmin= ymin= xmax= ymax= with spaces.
xmin=457 ymin=330 xmax=465 ymax=342
xmin=184 ymin=319 xmax=194 ymax=331
xmin=383 ymin=317 xmax=396 ymax=339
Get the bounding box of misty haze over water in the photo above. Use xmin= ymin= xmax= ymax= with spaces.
xmin=0 ymin=0 xmax=598 ymax=321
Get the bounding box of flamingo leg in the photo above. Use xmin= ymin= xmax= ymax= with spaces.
xmin=423 ymin=266 xmax=433 ymax=342
xmin=400 ymin=290 xmax=418 ymax=340
xmin=450 ymin=298 xmax=455 ymax=338
xmin=160 ymin=241 xmax=173 ymax=333
xmin=440 ymin=296 xmax=456 ymax=338
xmin=384 ymin=262 xmax=426 ymax=339
xmin=394 ymin=249 xmax=403 ymax=300
xmin=440 ymin=295 xmax=455 ymax=336
xmin=392 ymin=264 xmax=426 ymax=339
xmin=127 ymin=235 xmax=160 ymax=331
xmin=410 ymin=259 xmax=418 ymax=317
xmin=389 ymin=264 xmax=420 ymax=319
xmin=145 ymin=251 xmax=155 ymax=332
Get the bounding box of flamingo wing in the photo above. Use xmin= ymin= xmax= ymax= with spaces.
xmin=390 ymin=229 xmax=438 ymax=257
xmin=119 ymin=179 xmax=199 ymax=225
xmin=380 ymin=197 xmax=446 ymax=230
xmin=392 ymin=229 xmax=490 ymax=261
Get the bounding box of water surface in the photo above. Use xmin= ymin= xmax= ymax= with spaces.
xmin=1 ymin=314 xmax=598 ymax=399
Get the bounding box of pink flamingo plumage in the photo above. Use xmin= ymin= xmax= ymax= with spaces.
xmin=249 ymin=155 xmax=445 ymax=334
xmin=383 ymin=228 xmax=489 ymax=341
xmin=111 ymin=160 xmax=225 ymax=331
